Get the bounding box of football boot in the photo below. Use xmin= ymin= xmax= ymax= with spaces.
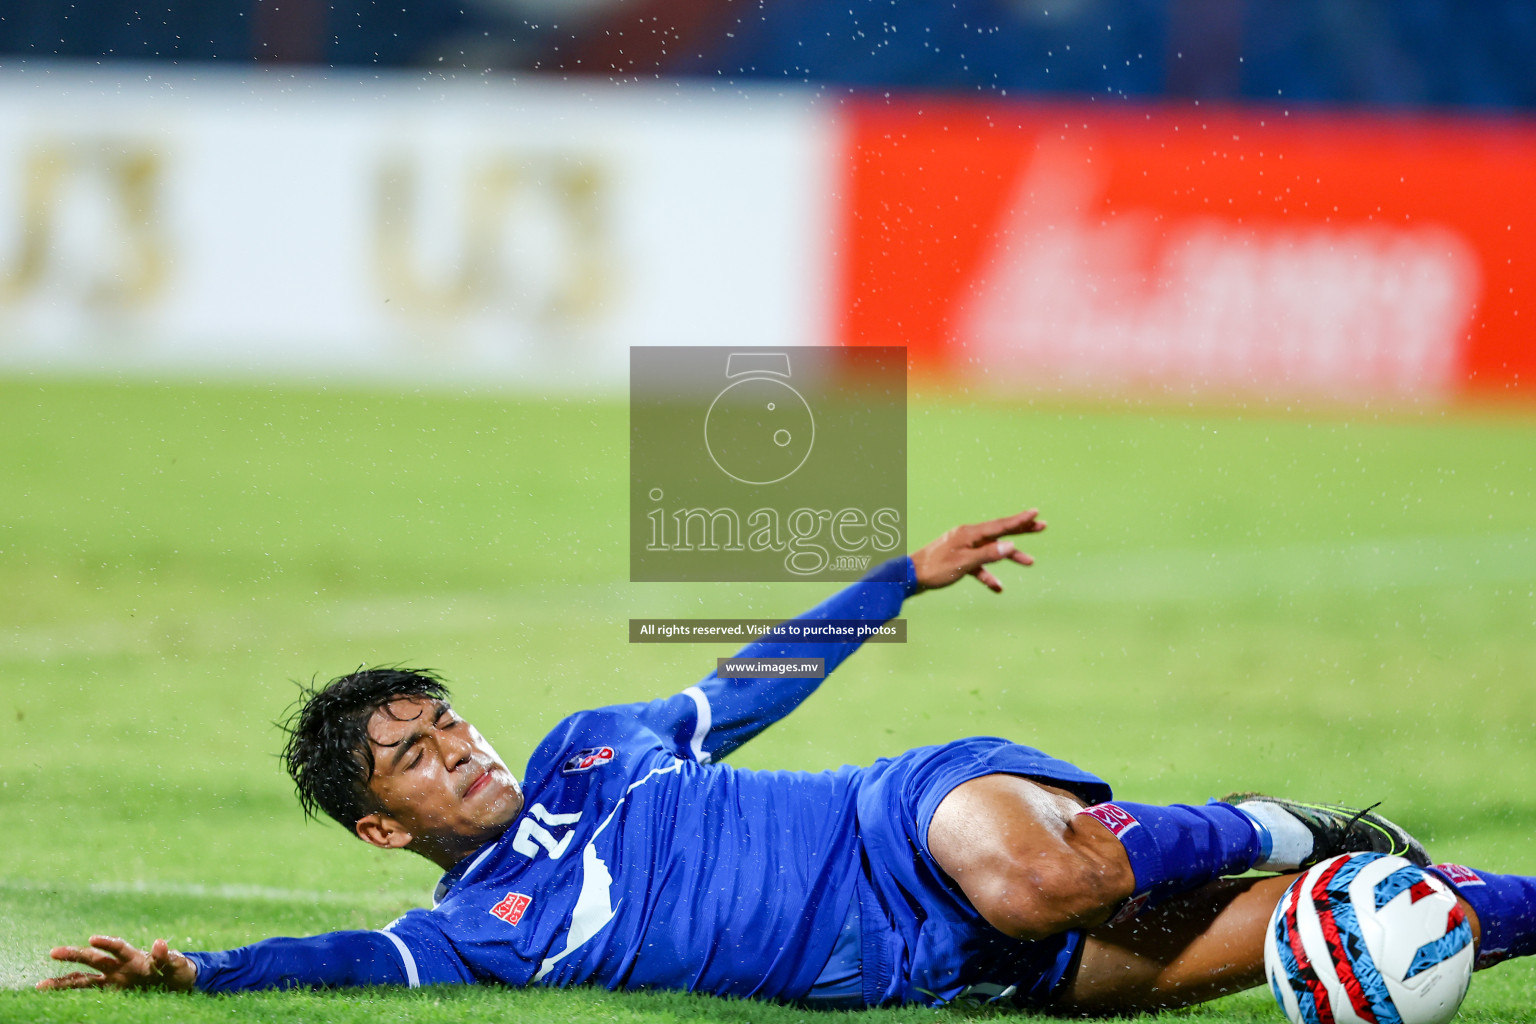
xmin=1221 ymin=792 xmax=1431 ymax=869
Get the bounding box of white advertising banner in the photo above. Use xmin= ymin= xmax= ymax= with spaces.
xmin=0 ymin=67 xmax=834 ymax=385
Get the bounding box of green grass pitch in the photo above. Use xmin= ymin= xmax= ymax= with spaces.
xmin=1 ymin=377 xmax=1533 ymax=1023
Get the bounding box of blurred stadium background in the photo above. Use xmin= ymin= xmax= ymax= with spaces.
xmin=1 ymin=0 xmax=1533 ymax=396
xmin=1 ymin=2 xmax=1534 ymax=1021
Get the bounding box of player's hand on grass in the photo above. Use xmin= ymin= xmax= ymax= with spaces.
xmin=911 ymin=509 xmax=1045 ymax=594
xmin=37 ymin=935 xmax=197 ymax=992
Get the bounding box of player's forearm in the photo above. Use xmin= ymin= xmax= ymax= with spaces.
xmin=730 ymin=554 xmax=915 ymax=665
xmin=183 ymin=930 xmax=415 ymax=993
xmin=686 ymin=556 xmax=916 ymax=758
xmin=623 ymin=557 xmax=915 ymax=762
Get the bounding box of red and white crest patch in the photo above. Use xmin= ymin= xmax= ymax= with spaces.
xmin=490 ymin=891 xmax=532 ymax=925
xmin=1080 ymin=802 xmax=1140 ymax=839
xmin=562 ymin=746 xmax=616 ymax=774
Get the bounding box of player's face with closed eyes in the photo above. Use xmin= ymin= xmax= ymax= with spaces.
xmin=360 ymin=697 xmax=523 ymax=858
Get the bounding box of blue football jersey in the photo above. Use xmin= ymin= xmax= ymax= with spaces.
xmin=383 ymin=708 xmax=865 ymax=1000
xmin=188 ymin=556 xmax=917 ymax=1002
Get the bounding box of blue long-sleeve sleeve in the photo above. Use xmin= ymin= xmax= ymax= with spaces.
xmin=184 ymin=931 xmax=408 ymax=993
xmin=623 ymin=555 xmax=918 ymax=763
xmin=184 ymin=911 xmax=473 ymax=992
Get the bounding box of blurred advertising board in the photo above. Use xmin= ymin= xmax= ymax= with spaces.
xmin=0 ymin=68 xmax=834 ymax=385
xmin=835 ymin=101 xmax=1536 ymax=402
xmin=1 ymin=69 xmax=1531 ymax=403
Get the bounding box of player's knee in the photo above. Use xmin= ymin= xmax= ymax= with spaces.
xmin=975 ymin=848 xmax=1127 ymax=942
xmin=929 ymin=776 xmax=1136 ymax=942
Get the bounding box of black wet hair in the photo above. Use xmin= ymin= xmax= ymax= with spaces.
xmin=279 ymin=667 xmax=453 ymax=832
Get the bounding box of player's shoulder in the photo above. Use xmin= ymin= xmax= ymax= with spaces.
xmin=522 ymin=706 xmax=670 ymax=789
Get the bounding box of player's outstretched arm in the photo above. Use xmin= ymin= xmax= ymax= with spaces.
xmin=38 ymin=922 xmax=460 ymax=994
xmin=626 ymin=509 xmax=1048 ymax=763
xmin=910 ymin=508 xmax=1045 ymax=594
xmin=37 ymin=935 xmax=196 ymax=992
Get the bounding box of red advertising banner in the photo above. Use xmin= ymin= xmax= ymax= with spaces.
xmin=835 ymin=100 xmax=1536 ymax=401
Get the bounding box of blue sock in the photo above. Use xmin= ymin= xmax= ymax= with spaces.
xmin=1430 ymin=864 xmax=1536 ymax=968
xmin=1078 ymin=801 xmax=1261 ymax=917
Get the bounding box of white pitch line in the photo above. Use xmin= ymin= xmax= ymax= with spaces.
xmin=0 ymin=878 xmax=429 ymax=991
xmin=1022 ymin=531 xmax=1536 ymax=605
xmin=2 ymin=533 xmax=1531 ymax=659
xmin=0 ymin=877 xmax=426 ymax=907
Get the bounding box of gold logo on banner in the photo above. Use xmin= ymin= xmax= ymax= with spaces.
xmin=0 ymin=141 xmax=168 ymax=310
xmin=373 ymin=155 xmax=610 ymax=326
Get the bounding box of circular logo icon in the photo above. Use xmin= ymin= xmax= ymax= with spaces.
xmin=704 ymin=377 xmax=815 ymax=485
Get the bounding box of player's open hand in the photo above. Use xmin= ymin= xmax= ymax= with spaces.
xmin=911 ymin=509 xmax=1045 ymax=594
xmin=36 ymin=935 xmax=197 ymax=992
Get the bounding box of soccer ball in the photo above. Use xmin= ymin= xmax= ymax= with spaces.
xmin=1264 ymin=853 xmax=1474 ymax=1024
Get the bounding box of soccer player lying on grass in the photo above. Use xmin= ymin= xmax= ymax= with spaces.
xmin=39 ymin=510 xmax=1536 ymax=1012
